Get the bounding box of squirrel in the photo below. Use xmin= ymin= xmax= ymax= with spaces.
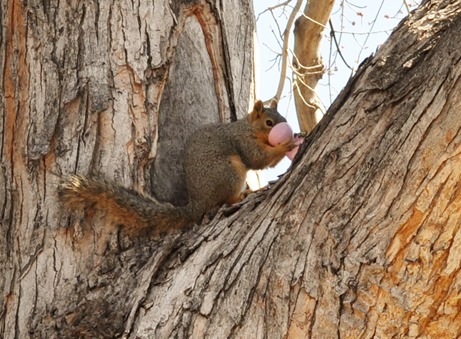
xmin=59 ymin=100 xmax=295 ymax=236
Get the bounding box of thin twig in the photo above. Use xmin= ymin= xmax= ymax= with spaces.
xmin=356 ymin=0 xmax=385 ymax=64
xmin=329 ymin=19 xmax=353 ymax=70
xmin=274 ymin=0 xmax=305 ymax=102
xmin=403 ymin=0 xmax=411 ymax=13
xmin=256 ymin=0 xmax=292 ymax=21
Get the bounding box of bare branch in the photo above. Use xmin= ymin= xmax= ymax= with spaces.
xmin=273 ymin=0 xmax=304 ymax=102
xmin=356 ymin=0 xmax=385 ymax=64
xmin=256 ymin=0 xmax=292 ymax=20
xmin=328 ymin=19 xmax=353 ymax=70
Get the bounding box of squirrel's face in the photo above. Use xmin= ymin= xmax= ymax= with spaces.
xmin=249 ymin=100 xmax=287 ymax=138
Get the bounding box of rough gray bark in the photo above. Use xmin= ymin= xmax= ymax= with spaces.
xmin=0 ymin=0 xmax=255 ymax=337
xmin=2 ymin=0 xmax=461 ymax=338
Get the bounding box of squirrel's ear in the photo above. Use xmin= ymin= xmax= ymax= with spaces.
xmin=250 ymin=100 xmax=264 ymax=121
xmin=254 ymin=100 xmax=264 ymax=113
xmin=270 ymin=99 xmax=278 ymax=110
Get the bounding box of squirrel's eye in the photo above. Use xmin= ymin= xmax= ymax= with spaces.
xmin=266 ymin=119 xmax=274 ymax=127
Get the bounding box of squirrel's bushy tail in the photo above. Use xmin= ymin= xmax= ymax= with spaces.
xmin=58 ymin=174 xmax=192 ymax=234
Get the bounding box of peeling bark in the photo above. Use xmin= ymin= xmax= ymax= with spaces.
xmin=1 ymin=0 xmax=461 ymax=338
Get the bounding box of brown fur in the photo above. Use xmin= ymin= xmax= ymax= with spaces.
xmin=59 ymin=100 xmax=295 ymax=235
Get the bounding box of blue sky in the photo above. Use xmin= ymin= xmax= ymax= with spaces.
xmin=253 ymin=0 xmax=421 ymax=182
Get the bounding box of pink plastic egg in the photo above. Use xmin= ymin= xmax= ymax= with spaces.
xmin=268 ymin=122 xmax=293 ymax=146
xmin=285 ymin=135 xmax=304 ymax=160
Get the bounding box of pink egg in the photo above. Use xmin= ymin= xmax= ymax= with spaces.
xmin=285 ymin=135 xmax=304 ymax=160
xmin=268 ymin=122 xmax=293 ymax=146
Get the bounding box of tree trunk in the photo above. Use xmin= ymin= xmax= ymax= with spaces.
xmin=0 ymin=0 xmax=255 ymax=337
xmin=2 ymin=0 xmax=461 ymax=339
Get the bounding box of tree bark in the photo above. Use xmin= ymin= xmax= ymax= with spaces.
xmin=0 ymin=0 xmax=255 ymax=337
xmin=2 ymin=0 xmax=461 ymax=339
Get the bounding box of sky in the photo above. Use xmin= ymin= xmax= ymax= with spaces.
xmin=252 ymin=0 xmax=421 ymax=183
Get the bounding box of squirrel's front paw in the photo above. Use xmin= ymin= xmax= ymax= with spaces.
xmin=282 ymin=139 xmax=297 ymax=152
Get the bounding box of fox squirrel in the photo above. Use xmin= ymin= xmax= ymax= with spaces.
xmin=59 ymin=100 xmax=295 ymax=235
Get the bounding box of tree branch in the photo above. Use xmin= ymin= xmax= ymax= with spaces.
xmin=273 ymin=0 xmax=305 ymax=103
xmin=293 ymin=0 xmax=335 ymax=133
